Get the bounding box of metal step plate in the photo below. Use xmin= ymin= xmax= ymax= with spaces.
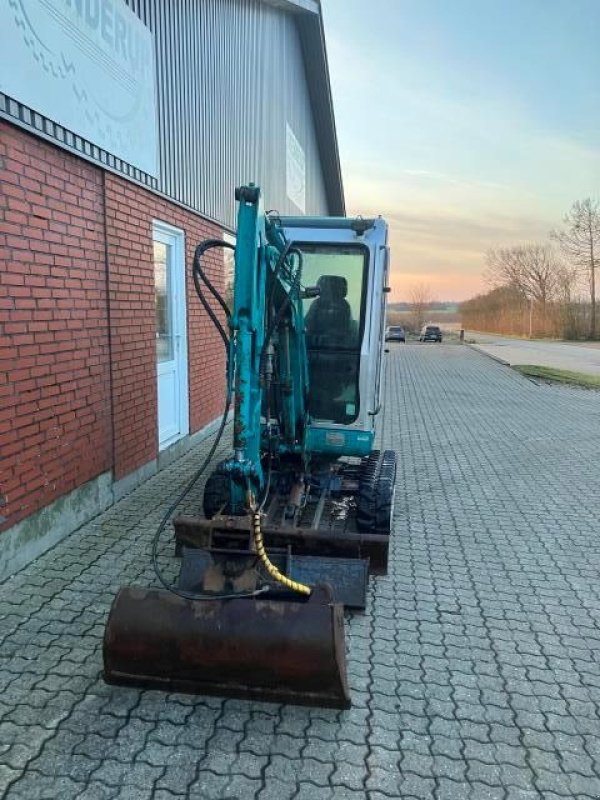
xmin=177 ymin=547 xmax=368 ymax=610
xmin=288 ymin=555 xmax=368 ymax=610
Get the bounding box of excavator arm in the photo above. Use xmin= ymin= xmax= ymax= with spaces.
xmin=220 ymin=185 xmax=312 ymax=512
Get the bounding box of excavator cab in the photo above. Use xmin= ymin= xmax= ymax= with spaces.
xmin=103 ymin=188 xmax=395 ymax=709
xmin=284 ymin=218 xmax=389 ymax=437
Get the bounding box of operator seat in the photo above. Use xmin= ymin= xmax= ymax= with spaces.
xmin=304 ymin=275 xmax=353 ymax=347
xmin=304 ymin=275 xmax=358 ymax=422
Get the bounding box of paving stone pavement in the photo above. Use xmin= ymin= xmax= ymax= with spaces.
xmin=2 ymin=344 xmax=600 ymax=799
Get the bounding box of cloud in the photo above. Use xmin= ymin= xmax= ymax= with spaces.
xmin=385 ymin=208 xmax=554 ymax=247
xmin=338 ymin=153 xmax=582 ymax=301
xmin=401 ymin=169 xmax=514 ymax=194
xmin=325 ymin=14 xmax=600 ymax=301
xmin=344 ymin=182 xmax=558 ymax=300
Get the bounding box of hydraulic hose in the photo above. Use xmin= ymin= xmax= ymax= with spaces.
xmin=192 ymin=244 xmax=230 ymax=351
xmin=250 ymin=509 xmax=311 ymax=596
xmin=259 ymin=248 xmax=303 ymax=380
xmin=157 ymin=230 xmax=311 ymax=600
xmin=192 ymin=239 xmax=234 ymax=319
xmin=151 ymin=238 xmax=263 ymax=602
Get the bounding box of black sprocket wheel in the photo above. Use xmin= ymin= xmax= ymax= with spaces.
xmin=203 ymin=466 xmax=232 ymax=519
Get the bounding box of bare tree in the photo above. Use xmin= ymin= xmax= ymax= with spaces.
xmin=484 ymin=244 xmax=560 ymax=307
xmin=555 ymin=262 xmax=579 ymax=304
xmin=554 ymin=263 xmax=585 ymax=340
xmin=408 ymin=282 xmax=434 ymax=332
xmin=551 ymin=198 xmax=600 ymax=339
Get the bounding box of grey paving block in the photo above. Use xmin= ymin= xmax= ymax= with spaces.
xmin=71 ymin=783 xmax=117 ymax=800
xmin=91 ymin=760 xmax=164 ymax=788
xmin=292 ymin=784 xmax=334 ymax=800
xmin=435 ymin=778 xmax=473 ymax=799
xmin=255 ymin=777 xmax=297 ymax=800
xmin=229 ymin=751 xmax=269 ymax=779
xmin=467 ymin=785 xmax=505 ymax=800
xmin=4 ymin=771 xmax=87 ymax=800
xmin=365 ymin=765 xmax=400 ymax=795
xmin=110 ymin=786 xmax=161 ymax=800
xmin=329 ymin=760 xmax=366 ymax=790
xmin=432 ymin=755 xmax=468 ymax=781
xmin=0 ymin=765 xmax=21 ymax=798
xmin=396 ymin=770 xmax=436 ymax=799
xmin=154 ymin=764 xmax=197 ymax=795
xmin=301 ymin=738 xmax=338 ymax=763
xmin=223 ymin=774 xmax=263 ymax=798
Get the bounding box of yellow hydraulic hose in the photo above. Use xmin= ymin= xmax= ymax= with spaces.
xmin=251 ymin=510 xmax=311 ymax=596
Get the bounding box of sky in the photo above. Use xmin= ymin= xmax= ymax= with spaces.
xmin=322 ymin=0 xmax=600 ymax=301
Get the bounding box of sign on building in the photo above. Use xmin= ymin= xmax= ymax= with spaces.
xmin=1 ymin=0 xmax=157 ymax=176
xmin=286 ymin=123 xmax=306 ymax=213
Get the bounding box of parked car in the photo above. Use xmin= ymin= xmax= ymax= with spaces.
xmin=420 ymin=325 xmax=442 ymax=343
xmin=385 ymin=325 xmax=406 ymax=342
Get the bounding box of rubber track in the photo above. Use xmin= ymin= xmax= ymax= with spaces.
xmin=356 ymin=449 xmax=397 ymax=534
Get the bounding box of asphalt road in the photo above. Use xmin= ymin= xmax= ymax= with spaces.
xmin=468 ymin=333 xmax=600 ymax=375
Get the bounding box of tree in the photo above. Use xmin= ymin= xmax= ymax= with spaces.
xmin=407 ymin=282 xmax=434 ymax=333
xmin=460 ymin=285 xmax=525 ymax=335
xmin=484 ymin=244 xmax=561 ymax=307
xmin=552 ymin=198 xmax=600 ymax=339
xmin=554 ymin=263 xmax=585 ymax=340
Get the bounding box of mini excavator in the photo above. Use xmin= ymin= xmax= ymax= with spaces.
xmin=103 ymin=185 xmax=397 ymax=709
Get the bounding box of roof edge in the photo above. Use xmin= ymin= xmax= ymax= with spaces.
xmin=261 ymin=0 xmax=319 ymax=15
xmin=296 ymin=12 xmax=345 ymax=215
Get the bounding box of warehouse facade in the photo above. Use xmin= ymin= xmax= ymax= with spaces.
xmin=0 ymin=0 xmax=344 ymax=578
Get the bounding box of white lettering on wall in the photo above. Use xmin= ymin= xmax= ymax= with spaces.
xmin=1 ymin=0 xmax=157 ymax=175
xmin=286 ymin=123 xmax=306 ymax=213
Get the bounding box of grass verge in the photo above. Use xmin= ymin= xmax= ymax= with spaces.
xmin=513 ymin=364 xmax=600 ymax=389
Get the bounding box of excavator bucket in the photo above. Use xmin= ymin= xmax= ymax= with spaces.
xmin=103 ymin=585 xmax=351 ymax=709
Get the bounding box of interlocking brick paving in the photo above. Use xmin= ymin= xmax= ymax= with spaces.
xmin=2 ymin=345 xmax=600 ymax=799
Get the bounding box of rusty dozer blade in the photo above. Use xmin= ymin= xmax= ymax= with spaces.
xmin=174 ymin=514 xmax=390 ymax=574
xmin=103 ymin=584 xmax=351 ymax=709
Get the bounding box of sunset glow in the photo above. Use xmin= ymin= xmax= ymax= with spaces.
xmin=324 ymin=0 xmax=600 ymax=302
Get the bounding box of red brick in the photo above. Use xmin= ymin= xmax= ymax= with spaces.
xmin=30 ymin=204 xmax=52 ymax=219
xmin=0 ymin=121 xmax=112 ymax=532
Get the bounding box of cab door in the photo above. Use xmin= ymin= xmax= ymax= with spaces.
xmin=280 ymin=217 xmax=388 ymax=439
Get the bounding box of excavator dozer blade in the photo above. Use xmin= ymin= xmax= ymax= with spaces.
xmin=103 ymin=586 xmax=351 ymax=709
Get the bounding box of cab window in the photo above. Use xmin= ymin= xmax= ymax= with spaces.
xmin=297 ymin=244 xmax=368 ymax=424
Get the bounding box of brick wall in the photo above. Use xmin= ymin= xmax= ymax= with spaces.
xmin=103 ymin=176 xmax=227 ymax=480
xmin=0 ymin=122 xmax=112 ymax=530
xmin=0 ymin=122 xmax=228 ymax=530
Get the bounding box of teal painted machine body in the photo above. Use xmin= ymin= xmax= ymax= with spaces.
xmin=304 ymin=427 xmax=374 ymax=457
xmin=222 ymin=186 xmax=389 ymax=512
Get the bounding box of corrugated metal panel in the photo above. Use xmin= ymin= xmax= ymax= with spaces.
xmin=180 ymin=0 xmax=328 ymax=224
xmin=136 ymin=0 xmax=332 ymax=225
xmin=0 ymin=0 xmax=342 ymax=226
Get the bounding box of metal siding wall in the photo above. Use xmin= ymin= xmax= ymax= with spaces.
xmin=125 ymin=0 xmax=329 ymax=227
